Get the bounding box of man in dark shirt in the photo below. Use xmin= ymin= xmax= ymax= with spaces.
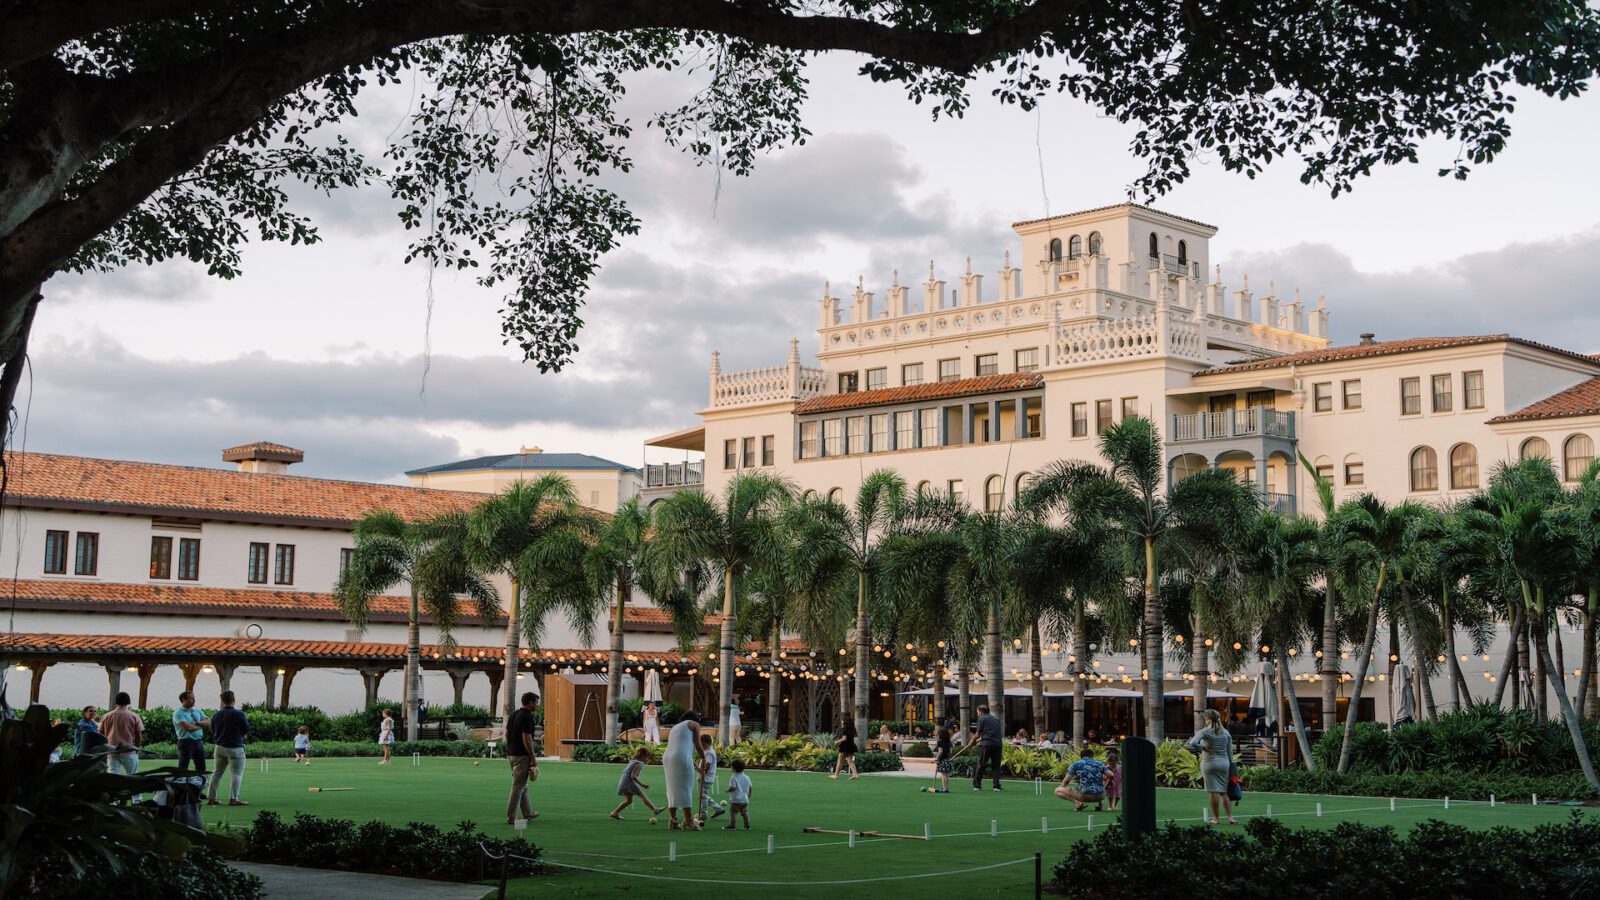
xmin=506 ymin=692 xmax=540 ymax=825
xmin=206 ymin=690 xmax=251 ymax=806
xmin=972 ymin=704 xmax=1004 ymax=791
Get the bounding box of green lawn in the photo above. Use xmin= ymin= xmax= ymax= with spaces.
xmin=184 ymin=755 xmax=1589 ymax=898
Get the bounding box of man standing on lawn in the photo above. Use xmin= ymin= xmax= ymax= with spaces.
xmin=173 ymin=691 xmax=209 ymax=775
xmin=506 ymin=691 xmax=541 ymax=826
xmin=100 ymin=692 xmax=145 ymax=800
xmin=207 ymin=691 xmax=251 ymax=806
xmin=971 ymin=704 xmax=1004 ymax=792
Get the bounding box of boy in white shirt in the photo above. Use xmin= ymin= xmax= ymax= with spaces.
xmin=697 ymin=733 xmax=727 ymax=824
xmin=722 ymin=759 xmax=753 ymax=830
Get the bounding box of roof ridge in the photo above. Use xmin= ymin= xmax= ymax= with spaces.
xmin=1196 ymin=334 xmax=1598 ymax=377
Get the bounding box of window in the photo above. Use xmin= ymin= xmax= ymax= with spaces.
xmin=742 ymin=437 xmax=755 ymax=468
xmin=1095 ymin=399 xmax=1113 ymax=434
xmin=1023 ymin=397 xmax=1043 ymax=438
xmin=938 ymin=359 xmax=960 ymax=382
xmin=73 ymin=532 xmax=98 ymax=576
xmin=823 ymin=419 xmax=842 ymax=456
xmin=247 ymin=542 xmax=269 ymax=584
xmin=274 ymin=544 xmax=296 ymax=585
xmin=1048 ymin=238 xmax=1062 ymax=262
xmin=902 ymin=363 xmax=924 ymax=386
xmin=845 ymin=417 xmax=865 ymax=454
xmin=150 ymin=536 xmax=173 ymax=579
xmin=1431 ymin=374 xmax=1452 ymax=412
xmin=869 ymin=414 xmax=888 ymax=451
xmin=177 ymin=537 xmax=200 ymax=581
xmin=761 ymin=435 xmax=775 ymax=466
xmin=1565 ymin=434 xmax=1596 ymax=482
xmin=43 ymin=530 xmax=68 ymax=574
xmin=1409 ymin=447 xmax=1438 ymax=492
xmin=1015 ymin=348 xmax=1039 ymax=373
xmin=1246 ymin=390 xmax=1275 ymax=411
xmin=1121 ymin=397 xmax=1139 ymax=421
xmin=866 ymin=368 xmax=887 ymax=391
xmin=915 ymin=481 xmax=931 ymax=496
xmin=971 ymin=403 xmax=992 ymax=443
xmin=800 ymin=422 xmax=819 ymax=459
xmin=1400 ymin=377 xmax=1421 ymax=415
xmin=1464 ymin=371 xmax=1485 ymax=409
xmin=1068 ymin=235 xmax=1083 ymax=259
xmin=1087 ymin=232 xmax=1102 ymax=255
xmin=1449 ymin=444 xmax=1479 ymax=490
xmin=839 ymin=371 xmax=859 ymax=393
xmin=1177 ymin=240 xmax=1188 ymax=265
xmin=1312 ymin=382 xmax=1333 ymax=412
xmin=920 ymin=408 xmax=939 ymax=448
xmin=1315 ymin=463 xmax=1334 ymax=482
xmin=1071 ymin=402 xmax=1088 ymax=437
xmin=896 ymin=411 xmax=917 ymax=449
xmin=975 ymin=353 xmax=998 ymax=376
xmin=827 ymin=487 xmax=844 ymax=504
xmin=340 ymin=548 xmax=354 ymax=577
xmin=948 ymin=479 xmax=965 ymax=505
xmin=1148 ymin=232 xmax=1159 ymax=259
xmin=802 ymin=489 xmax=818 ymax=501
xmin=1520 ymin=437 xmax=1551 ymax=461
xmin=724 ymin=439 xmax=737 ymax=470
xmin=1342 ymin=380 xmax=1362 ymax=410
xmin=984 ymin=475 xmax=1004 ymax=512
xmin=1345 ymin=461 xmax=1365 ymax=486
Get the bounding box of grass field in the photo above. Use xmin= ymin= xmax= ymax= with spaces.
xmin=181 ymin=755 xmax=1591 ymax=898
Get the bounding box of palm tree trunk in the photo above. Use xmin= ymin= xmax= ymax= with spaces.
xmin=605 ymin=577 xmax=628 ymax=745
xmin=1030 ymin=622 xmax=1045 ymax=740
xmin=405 ymin=583 xmax=421 ymax=742
xmin=1581 ymin=591 xmax=1597 ymax=719
xmin=501 ymin=576 xmax=522 ymax=725
xmin=1278 ymin=645 xmax=1315 ymax=771
xmin=1443 ymin=587 xmax=1461 ymax=712
xmin=1493 ymin=604 xmax=1521 ymax=708
xmin=986 ymin=597 xmax=1004 ymax=727
xmin=932 ymin=658 xmax=946 ymax=725
xmin=1321 ymin=580 xmax=1340 ymax=731
xmin=1401 ymin=586 xmax=1436 ymax=721
xmin=837 ymin=672 xmax=849 ymax=731
xmin=1527 ymin=583 xmax=1600 ymax=793
xmin=766 ymin=616 xmax=783 ymax=737
xmin=1072 ymin=619 xmax=1088 ymax=746
xmin=1532 ymin=618 xmax=1548 ymax=721
xmin=1338 ymin=564 xmax=1385 ymax=774
xmin=853 ymin=569 xmax=871 ymax=746
xmin=1191 ymin=631 xmax=1209 ymax=735
xmin=957 ymin=659 xmax=972 ymax=739
xmin=1553 ymin=623 xmax=1567 ymax=711
xmin=1142 ymin=537 xmax=1165 ymax=743
xmin=718 ymin=568 xmax=739 ymax=744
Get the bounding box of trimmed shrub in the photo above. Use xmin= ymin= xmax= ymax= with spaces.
xmin=1240 ymin=765 xmax=1595 ymax=802
xmin=812 ymin=750 xmax=903 ymax=773
xmin=24 ymin=847 xmax=262 ymax=899
xmin=570 ymin=739 xmax=902 ymax=773
xmin=1309 ymin=705 xmax=1599 ymax=778
xmin=869 ymin=720 xmax=937 ymax=736
xmin=244 ymin=811 xmax=538 ymax=882
xmin=902 ymin=740 xmax=933 ymax=758
xmin=137 ymin=739 xmax=511 ymax=759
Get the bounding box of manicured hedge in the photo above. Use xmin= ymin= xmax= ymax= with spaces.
xmin=1311 ymin=705 xmax=1600 ymax=778
xmin=1240 ymin=765 xmax=1597 ymax=802
xmin=55 ymin=700 xmax=521 ymax=747
xmin=814 ymin=750 xmax=903 ymax=773
xmin=1053 ymin=814 xmax=1600 ymax=898
xmin=869 ymin=720 xmax=937 ymax=736
xmin=133 ymin=739 xmax=511 ymax=760
xmin=22 ymin=848 xmax=262 ymax=900
xmin=569 ymin=741 xmax=903 ymax=773
xmin=244 ymin=811 xmax=539 ymax=882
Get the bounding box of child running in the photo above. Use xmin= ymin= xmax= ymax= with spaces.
xmin=293 ymin=725 xmax=311 ymax=764
xmin=696 ymin=733 xmax=727 ymax=824
xmin=610 ymin=747 xmax=663 ymax=820
xmin=1104 ymin=748 xmax=1122 ymax=811
xmin=722 ymin=759 xmax=753 ymax=830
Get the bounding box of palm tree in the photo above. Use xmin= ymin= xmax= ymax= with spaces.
xmin=1569 ymin=461 xmax=1600 ymax=719
xmin=946 ymin=509 xmax=1020 ymax=725
xmin=1298 ymin=452 xmax=1348 ymax=734
xmin=463 ymin=475 xmax=587 ymax=723
xmin=1241 ymin=510 xmax=1322 ymax=770
xmin=651 ymin=472 xmax=790 ymax=743
xmin=336 ymin=509 xmax=497 ymax=741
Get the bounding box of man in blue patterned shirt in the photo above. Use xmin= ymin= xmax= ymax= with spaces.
xmin=1054 ymin=747 xmax=1109 ymax=811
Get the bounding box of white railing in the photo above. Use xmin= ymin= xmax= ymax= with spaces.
xmin=819 ymin=298 xmax=1053 ymax=354
xmin=645 ymin=461 xmax=704 ymax=488
xmin=711 ymin=364 xmax=826 ymax=408
xmin=1170 ymin=407 xmax=1297 ymax=443
xmin=1264 ymin=492 xmax=1297 ymax=515
xmin=1056 ymin=315 xmax=1161 ymax=366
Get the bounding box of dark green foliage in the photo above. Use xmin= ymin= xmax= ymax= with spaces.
xmin=135 ymin=739 xmax=509 ymax=760
xmin=869 ymin=720 xmax=937 ymax=736
xmin=902 ymin=741 xmax=933 ymax=758
xmin=812 ymin=750 xmax=904 ymax=774
xmin=1052 ymin=813 xmax=1600 ymax=899
xmin=244 ymin=811 xmax=538 ymax=882
xmin=426 ymin=703 xmax=493 ymax=722
xmin=1240 ymin=766 xmax=1594 ymax=802
xmin=25 ymin=848 xmax=262 ymax=900
xmin=1311 ymin=706 xmax=1599 ymax=779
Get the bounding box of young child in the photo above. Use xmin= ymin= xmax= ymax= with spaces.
xmin=293 ymin=725 xmax=311 ymax=764
xmin=921 ymin=725 xmax=953 ymax=793
xmin=1104 ymin=748 xmax=1122 ymax=811
xmin=696 ymin=733 xmax=727 ymax=823
xmin=610 ymin=746 xmax=662 ymax=820
xmin=722 ymin=759 xmax=753 ymax=830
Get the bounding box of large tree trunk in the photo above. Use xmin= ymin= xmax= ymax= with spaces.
xmin=1528 ymin=585 xmax=1600 ymax=793
xmin=1191 ymin=630 xmax=1209 ymax=735
xmin=404 ymin=584 xmax=421 ymax=742
xmin=605 ymin=577 xmax=628 ymax=745
xmin=1581 ymin=591 xmax=1598 ymax=720
xmin=986 ymin=597 xmax=1004 ymax=727
xmin=1533 ymin=619 xmax=1548 ymax=721
xmin=1030 ymin=622 xmax=1045 ymax=740
xmin=1515 ymin=618 xmax=1531 ymax=714
xmin=1554 ymin=623 xmax=1567 ymax=712
xmin=837 ymin=671 xmax=849 ymax=732
xmin=1072 ymin=617 xmax=1088 ymax=746
xmin=1278 ymin=645 xmax=1315 ymax=772
xmin=932 ymin=656 xmax=946 ymax=725
xmin=1321 ymin=579 xmax=1340 ymax=731
xmin=766 ymin=616 xmax=783 ymax=737
xmin=718 ymin=568 xmax=738 ymax=743
xmin=1401 ymin=586 xmax=1436 ymax=721
xmin=958 ymin=660 xmax=972 ymax=740
xmin=1338 ymin=564 xmax=1385 ymax=774
xmin=501 ymin=576 xmax=522 ymax=726
xmin=1443 ymin=589 xmax=1461 ymax=712
xmin=853 ymin=570 xmax=871 ymax=746
xmin=1493 ymin=604 xmax=1521 ymax=708
xmin=1141 ymin=537 xmax=1165 ymax=743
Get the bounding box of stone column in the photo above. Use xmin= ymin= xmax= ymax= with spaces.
xmin=359 ymin=668 xmax=388 ymax=708
xmin=178 ymin=663 xmax=203 ymax=696
xmin=261 ymin=666 xmax=280 ymax=710
xmin=279 ymin=667 xmax=300 ymax=709
xmin=28 ymin=661 xmax=53 ymax=703
xmin=447 ymin=669 xmax=473 ymax=707
xmin=485 ymin=668 xmax=504 ymax=715
xmin=1255 ymin=457 xmax=1270 ymax=505
xmin=103 ymin=663 xmax=125 ymax=708
xmin=216 ymin=663 xmax=238 ymax=697
xmin=136 ymin=664 xmax=159 ymax=710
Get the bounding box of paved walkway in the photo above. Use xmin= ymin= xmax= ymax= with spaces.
xmin=230 ymin=862 xmax=489 ymax=900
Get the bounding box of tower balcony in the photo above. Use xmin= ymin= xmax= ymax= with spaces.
xmin=1167 ymin=407 xmax=1298 ymax=515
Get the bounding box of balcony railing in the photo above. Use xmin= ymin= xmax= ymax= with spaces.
xmin=1170 ymin=407 xmax=1296 ymax=443
xmin=1162 ymin=254 xmax=1189 ymax=275
xmin=1264 ymin=492 xmax=1296 ymax=515
xmin=644 ymin=461 xmax=704 ymax=488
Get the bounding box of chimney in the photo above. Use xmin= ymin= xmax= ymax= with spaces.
xmin=222 ymin=441 xmax=304 ymax=475
xmin=1358 ymin=332 xmax=1376 ymax=345
xmin=520 ymin=446 xmax=544 ymax=455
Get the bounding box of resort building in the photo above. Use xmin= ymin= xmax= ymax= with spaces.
xmin=406 ymin=447 xmax=640 ymax=514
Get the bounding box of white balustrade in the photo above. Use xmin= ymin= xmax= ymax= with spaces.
xmin=710 ymin=364 xmax=827 ymax=408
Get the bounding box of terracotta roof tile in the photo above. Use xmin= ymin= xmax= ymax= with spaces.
xmin=1195 ymin=335 xmax=1600 ymax=377
xmin=4 ymin=579 xmax=500 ymax=624
xmin=220 ymin=441 xmax=304 ymax=460
xmin=613 ymin=605 xmax=721 ymax=633
xmin=1488 ymin=376 xmax=1600 ymax=424
xmin=793 ymin=373 xmax=1043 ymax=415
xmin=3 ymin=451 xmax=487 ymax=526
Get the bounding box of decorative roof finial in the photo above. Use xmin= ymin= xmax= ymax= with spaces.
xmin=1242 ymin=273 xmax=1250 ymax=291
xmin=928 ymin=260 xmax=935 ymax=280
xmin=1004 ymin=249 xmax=1012 ymax=268
xmin=965 ymin=256 xmax=972 ymax=275
xmin=892 ymin=269 xmax=899 ymax=287
xmin=857 ymin=274 xmax=864 ymax=291
xmin=1317 ymin=293 xmax=1327 ymax=309
xmin=787 ymin=338 xmax=800 ymax=362
xmin=1214 ymin=264 xmax=1221 ymax=282
xmin=823 ymin=279 xmax=831 ymax=297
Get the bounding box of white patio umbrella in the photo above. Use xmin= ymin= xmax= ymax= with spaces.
xmin=1248 ymin=660 xmax=1277 ymax=727
xmin=643 ymin=668 xmax=663 ymax=704
xmin=1165 ymin=688 xmax=1248 ymax=699
xmin=1392 ymin=661 xmax=1416 ymax=724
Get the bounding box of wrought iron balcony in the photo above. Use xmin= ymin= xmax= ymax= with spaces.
xmin=1170 ymin=407 xmax=1296 ymax=443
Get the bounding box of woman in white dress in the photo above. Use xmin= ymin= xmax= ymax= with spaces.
xmin=643 ymin=703 xmax=660 ymax=744
xmin=727 ymin=697 xmax=742 ymax=743
xmin=377 ymin=709 xmax=395 ymax=765
xmin=662 ymin=712 xmax=705 ymax=830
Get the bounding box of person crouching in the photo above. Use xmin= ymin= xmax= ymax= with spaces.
xmin=1054 ymin=747 xmax=1109 ymax=812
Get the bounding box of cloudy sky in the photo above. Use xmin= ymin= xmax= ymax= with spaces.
xmin=32 ymin=55 xmax=1600 ymax=482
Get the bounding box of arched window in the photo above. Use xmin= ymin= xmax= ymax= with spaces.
xmin=1048 ymin=238 xmax=1062 ymax=262
xmin=802 ymin=489 xmax=818 ymax=501
xmin=1015 ymin=472 xmax=1033 ymax=499
xmin=1565 ymin=434 xmax=1595 ymax=481
xmin=1449 ymin=443 xmax=1479 ymax=490
xmin=826 ymin=487 xmax=844 ymax=504
xmin=916 ymin=480 xmax=931 ymax=496
xmin=1067 ymin=235 xmax=1082 ymax=259
xmin=1520 ymin=437 xmax=1551 ymax=461
xmin=984 ymin=475 xmax=1004 ymax=512
xmin=1148 ymin=232 xmax=1159 ymax=259
xmin=1087 ymin=232 xmax=1102 ymax=256
xmin=1409 ymin=446 xmax=1438 ymax=492
xmin=1177 ymin=240 xmax=1188 ymax=265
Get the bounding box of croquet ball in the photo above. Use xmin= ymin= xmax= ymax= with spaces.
xmin=649 ymin=817 xmax=658 ymax=825
xmin=473 ymin=761 xmax=480 ymax=767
